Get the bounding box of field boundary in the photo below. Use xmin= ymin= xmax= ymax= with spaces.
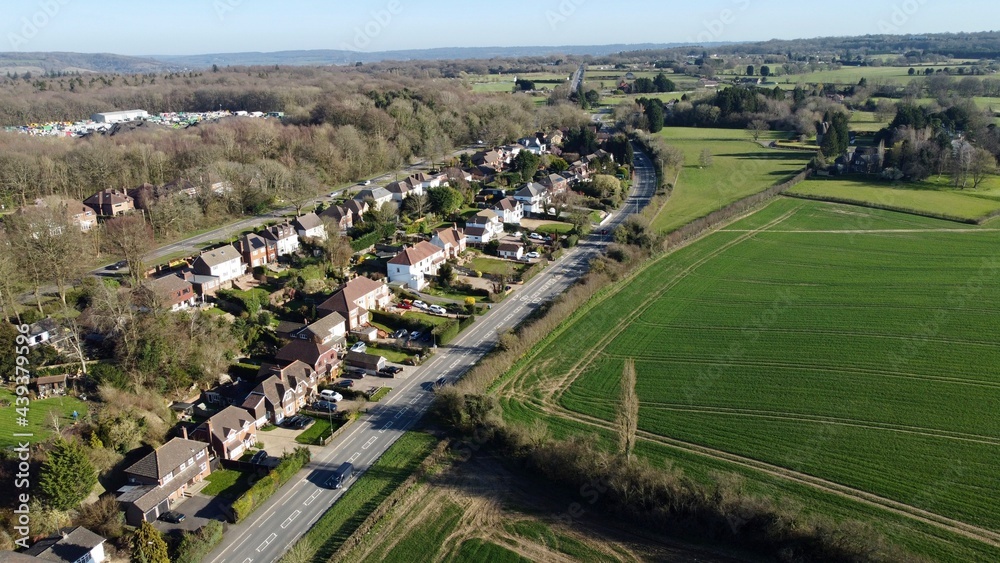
xmin=784 ymin=191 xmax=990 ymax=224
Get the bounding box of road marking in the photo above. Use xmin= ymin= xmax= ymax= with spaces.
xmin=349 ymin=452 xmax=360 ymax=462
xmin=379 ymin=421 xmax=393 ymax=433
xmin=363 ymin=437 xmax=378 ymax=449
xmin=257 ymin=533 xmax=277 ymax=552
xmin=303 ymin=490 xmax=321 ymax=506
xmin=258 ymin=512 xmax=274 ymax=525
xmin=394 ymin=407 xmax=408 ymax=419
xmin=280 ymin=510 xmax=301 ymax=529
xmin=409 ymin=396 xmax=420 ymax=404
xmin=242 ymin=559 xmax=252 ymax=563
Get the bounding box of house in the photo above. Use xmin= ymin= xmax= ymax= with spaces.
xmin=34 ymin=374 xmax=68 ymax=398
xmin=235 ymin=233 xmax=270 ymax=267
xmin=386 ymin=241 xmax=446 ymax=290
xmin=242 ymin=364 xmax=318 ymax=425
xmin=66 ymin=202 xmax=97 ymax=232
xmin=293 ymin=213 xmax=327 ymax=241
xmin=145 ymin=274 xmax=197 ymax=311
xmin=514 ymin=183 xmax=548 ymax=215
xmin=344 ymin=199 xmax=369 ymax=224
xmin=319 ymin=205 xmax=354 ymax=232
xmin=518 ymin=136 xmax=547 ymax=154
xmin=492 ymin=197 xmax=524 ymax=225
xmin=546 ymin=130 xmax=565 ymax=146
xmin=83 ymin=189 xmax=134 ymax=217
xmin=202 ymin=377 xmax=257 ymax=407
xmin=498 ymin=242 xmax=524 ymax=261
xmin=191 ymin=245 xmax=246 ymax=287
xmin=317 ymin=276 xmax=392 ymax=330
xmin=293 ymin=312 xmax=348 ymax=347
xmin=470 ymin=165 xmax=498 ymax=183
xmin=385 ymin=180 xmax=414 ymax=202
xmin=192 ymin=405 xmax=258 ymax=461
xmin=430 ymin=226 xmax=467 ymax=259
xmin=21 ymin=527 xmax=107 ymax=563
xmin=472 ymin=150 xmax=504 ymax=170
xmin=406 ymin=172 xmax=444 ymax=191
xmin=442 ymin=167 xmax=473 ymax=183
xmin=541 ymin=173 xmax=569 ymax=195
xmin=275 ymin=339 xmax=339 ymax=376
xmin=354 ymin=187 xmax=394 ymax=209
xmin=344 ymin=351 xmax=386 ymax=375
xmin=260 ymin=222 xmax=300 ymax=258
xmin=465 ymin=210 xmax=504 ymax=244
xmin=502 ymin=144 xmax=523 ymax=160
xmin=117 ymin=437 xmax=211 ymax=525
xmin=24 ymin=318 xmax=60 ymax=347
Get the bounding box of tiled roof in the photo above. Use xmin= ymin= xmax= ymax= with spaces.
xmin=196 ymin=245 xmax=241 ymax=268
xmin=22 ymin=527 xmax=105 ymax=560
xmin=387 ymin=242 xmax=444 ymax=266
xmin=125 ymin=438 xmax=208 ymax=481
xmin=293 ymin=213 xmax=324 ymax=231
xmin=201 ymin=405 xmax=254 ymax=443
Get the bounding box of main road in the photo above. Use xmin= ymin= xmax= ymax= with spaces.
xmin=207 ymin=146 xmax=657 ymax=563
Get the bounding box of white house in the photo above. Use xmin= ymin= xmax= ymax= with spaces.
xmin=518 ymin=136 xmax=547 ymax=155
xmin=387 ymin=241 xmax=446 ymax=290
xmin=492 ymin=197 xmax=524 ymax=225
xmin=192 ymin=245 xmax=246 ymax=285
xmin=261 ymin=222 xmax=300 ymax=257
xmin=465 ymin=210 xmax=505 ymax=245
xmin=514 ymin=183 xmax=548 ymax=216
xmin=385 ymin=180 xmax=414 ymax=202
xmin=22 ymin=526 xmax=108 ymax=563
xmin=407 ymin=172 xmax=445 ymax=191
xmin=354 ymin=187 xmax=394 ymax=209
xmin=293 ymin=213 xmax=327 ymax=241
xmin=430 ymin=226 xmax=467 ymax=259
xmin=498 ymin=242 xmax=524 ymax=260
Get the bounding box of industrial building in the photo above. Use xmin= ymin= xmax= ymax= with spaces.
xmin=91 ymin=109 xmax=149 ymax=123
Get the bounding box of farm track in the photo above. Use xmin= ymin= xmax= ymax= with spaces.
xmin=501 ymin=199 xmax=1000 ymax=551
xmin=633 ymin=403 xmax=1000 ymax=447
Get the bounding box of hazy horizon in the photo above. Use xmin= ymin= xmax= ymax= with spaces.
xmin=3 ymin=0 xmax=998 ymax=56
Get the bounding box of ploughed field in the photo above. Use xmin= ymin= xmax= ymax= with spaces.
xmin=501 ymin=197 xmax=1000 ymax=558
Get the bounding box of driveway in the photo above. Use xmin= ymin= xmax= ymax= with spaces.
xmin=258 ymin=425 xmax=320 ymax=456
xmin=153 ymin=492 xmax=230 ymax=534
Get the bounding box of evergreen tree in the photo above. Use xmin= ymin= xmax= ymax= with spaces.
xmin=39 ymin=439 xmax=96 ymax=511
xmin=130 ymin=521 xmax=169 ymax=563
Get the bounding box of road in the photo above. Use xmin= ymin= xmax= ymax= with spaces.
xmin=205 ymin=145 xmax=656 ymax=563
xmin=570 ymin=64 xmax=586 ymax=93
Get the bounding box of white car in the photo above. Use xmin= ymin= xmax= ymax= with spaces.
xmin=349 ymin=341 xmax=367 ymax=353
xmin=525 ymin=251 xmax=540 ymax=259
xmin=412 ymin=300 xmax=428 ymax=310
xmin=529 ymin=233 xmax=544 ymax=240
xmin=319 ymin=389 xmax=343 ymax=402
xmin=429 ymin=305 xmax=447 ymax=315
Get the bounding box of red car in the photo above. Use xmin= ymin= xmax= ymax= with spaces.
xmin=398 ymin=301 xmax=412 ymax=310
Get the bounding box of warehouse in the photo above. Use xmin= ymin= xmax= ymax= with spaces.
xmin=91 ymin=109 xmax=149 ymax=123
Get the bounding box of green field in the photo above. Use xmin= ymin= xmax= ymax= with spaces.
xmin=360 ymin=500 xmax=464 ymax=563
xmin=450 ymin=540 xmax=531 ymax=563
xmin=788 ymin=176 xmax=1000 ymax=222
xmin=650 ymin=127 xmax=812 ymax=232
xmin=0 ymin=389 xmax=89 ymax=447
xmin=774 ymin=64 xmax=956 ymax=86
xmin=498 ymin=198 xmax=1000 ymax=561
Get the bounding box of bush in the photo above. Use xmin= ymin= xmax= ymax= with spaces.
xmin=563 ymin=234 xmax=579 ymax=248
xmin=174 ymin=521 xmax=224 ymax=563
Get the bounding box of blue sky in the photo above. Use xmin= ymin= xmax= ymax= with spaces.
xmin=4 ymin=0 xmax=998 ymax=55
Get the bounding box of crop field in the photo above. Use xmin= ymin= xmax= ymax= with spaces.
xmin=496 ymin=198 xmax=1000 ymax=561
xmin=650 ymin=127 xmax=812 ymax=232
xmin=788 ymin=176 xmax=1000 ymax=223
xmin=773 ymin=64 xmax=956 ymax=86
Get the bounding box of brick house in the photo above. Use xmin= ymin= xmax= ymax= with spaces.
xmin=145 ymin=274 xmax=197 ymax=311
xmin=317 ymin=276 xmax=392 ymax=330
xmin=83 ymin=189 xmax=134 ymax=217
xmin=430 ymin=226 xmax=466 ymax=259
xmin=192 ymin=405 xmax=258 ymax=461
xmin=235 ymin=233 xmax=270 ymax=268
xmin=116 ymin=437 xmax=210 ymax=525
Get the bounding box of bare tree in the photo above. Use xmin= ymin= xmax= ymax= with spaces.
xmin=747 ymin=119 xmax=770 ymax=142
xmin=699 ymin=148 xmax=714 ymax=168
xmin=969 ymin=147 xmax=997 ymax=189
xmin=616 ymin=358 xmax=639 ymax=461
xmin=7 ymin=204 xmax=86 ymax=308
xmin=402 ymin=192 xmax=430 ymax=218
xmin=320 ymin=226 xmax=354 ymax=275
xmin=103 ymin=215 xmax=155 ymax=287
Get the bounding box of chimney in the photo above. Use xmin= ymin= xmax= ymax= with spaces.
xmin=181 ymin=426 xmax=188 ymax=440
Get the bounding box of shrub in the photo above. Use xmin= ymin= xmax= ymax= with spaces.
xmin=174 ymin=521 xmax=224 ymax=563
xmin=231 ymin=447 xmax=311 ymax=522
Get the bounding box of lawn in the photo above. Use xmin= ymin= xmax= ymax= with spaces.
xmin=498 ymin=198 xmax=1000 ymax=561
xmin=773 ymin=64 xmax=956 ymax=86
xmin=365 ymin=345 xmax=413 ymax=364
xmin=362 ymin=500 xmax=464 ymax=563
xmin=787 ymin=176 xmax=1000 ymax=223
xmin=280 ymin=431 xmax=438 ymax=563
xmin=0 ymin=389 xmax=88 ymax=448
xmin=469 ymin=256 xmax=523 ymax=276
xmin=295 ymin=418 xmax=337 ymax=445
xmin=532 ymin=221 xmax=574 ymax=235
xmin=202 ymin=469 xmax=254 ymax=499
xmin=650 ymin=127 xmax=812 ymax=232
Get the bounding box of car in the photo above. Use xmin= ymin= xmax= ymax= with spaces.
xmin=412 ymin=300 xmax=428 ymax=310
xmin=525 ymin=251 xmax=540 ymax=259
xmin=397 ymin=301 xmax=412 ymax=310
xmin=428 ymin=305 xmax=447 ymax=315
xmin=392 ymin=328 xmax=409 ymax=339
xmin=159 ymin=511 xmax=185 ymax=524
xmin=250 ymin=450 xmax=269 ymax=465
xmin=313 ymin=400 xmax=337 ymax=412
xmin=335 ymin=379 xmax=355 ymax=388
xmin=282 ymin=415 xmax=302 ymax=428
xmin=349 ymin=341 xmax=367 ymax=353
xmin=409 ymin=331 xmax=422 ymax=341
xmin=320 ymin=389 xmax=343 ymax=402
xmin=434 ymin=377 xmax=448 ymax=388
xmin=378 ymin=366 xmax=402 ymax=378
xmin=529 ymin=232 xmax=544 ymax=240
xmin=293 ymin=416 xmax=313 ymax=429
xmin=329 ymin=191 xmax=342 ymax=198
xmin=106 ymin=260 xmax=127 ymax=271
xmin=361 ymin=180 xmax=372 ymax=186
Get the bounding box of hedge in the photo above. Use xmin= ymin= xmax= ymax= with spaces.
xmin=349 ymin=229 xmax=387 ymax=252
xmin=230 ymin=447 xmax=311 ymax=522
xmin=519 ymin=260 xmax=547 ymax=283
xmin=174 ymin=521 xmax=224 ymax=563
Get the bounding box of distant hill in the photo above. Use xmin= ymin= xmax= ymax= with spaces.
xmin=145 ymin=44 xmax=697 ymax=68
xmin=0 ymin=51 xmax=174 ymax=74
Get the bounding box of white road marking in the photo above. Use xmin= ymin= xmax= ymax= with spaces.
xmin=363 ymin=437 xmax=378 ymax=449
xmin=303 ymin=490 xmax=321 ymax=506
xmin=281 ymin=510 xmax=301 ymax=529
xmin=379 ymin=421 xmax=393 ymax=433
xmin=348 ymin=452 xmax=360 ymax=462
xmin=257 ymin=533 xmax=277 ymax=552
xmin=394 ymin=408 xmax=408 ymax=419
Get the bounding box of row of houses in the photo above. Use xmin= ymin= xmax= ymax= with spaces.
xmin=116 ymin=275 xmax=394 ymax=525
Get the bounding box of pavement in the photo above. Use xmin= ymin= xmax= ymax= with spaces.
xmin=203 ymin=143 xmax=656 ymax=563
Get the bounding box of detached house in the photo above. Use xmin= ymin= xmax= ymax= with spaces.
xmin=407 ymin=172 xmax=445 ymax=191
xmin=192 ymin=405 xmax=258 ymax=461
xmin=235 ymin=233 xmax=270 ymax=267
xmin=385 ymin=180 xmax=414 ymax=202
xmin=21 ymin=526 xmax=107 ymax=563
xmin=465 ymin=210 xmax=504 ymax=245
xmin=430 ymin=226 xmax=466 ymax=259
xmin=275 ymin=339 xmax=339 ymax=376
xmin=514 ymin=183 xmax=548 ymax=215
xmin=518 ymin=136 xmax=547 ymax=155
xmin=344 ymin=199 xmax=369 ymax=224
xmin=117 ymin=437 xmax=210 ymax=525
xmin=190 ymin=245 xmax=246 ymax=295
xmin=66 ymin=202 xmax=97 ymax=232
xmin=293 ymin=312 xmax=348 ymax=348
xmin=261 ymin=222 xmax=299 ymax=258
xmin=541 ymin=173 xmax=569 ymax=195
xmin=319 ymin=205 xmax=354 ymax=233
xmin=498 ymin=242 xmax=524 ymax=260
xmin=473 ymin=150 xmax=505 ymax=170
xmin=145 ymin=274 xmax=197 ymax=311
xmin=83 ymin=189 xmax=134 ymax=217
xmin=354 ymin=187 xmax=394 ymax=209
xmin=317 ymin=276 xmax=391 ymax=330
xmin=293 ymin=213 xmax=327 ymax=241
xmin=492 ymin=197 xmax=524 ymax=225
xmin=387 ymin=241 xmax=446 ymax=290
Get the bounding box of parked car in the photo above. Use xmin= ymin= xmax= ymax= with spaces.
xmin=320 ymin=389 xmax=343 ymax=402
xmin=392 ymin=329 xmax=409 ymax=339
xmin=282 ymin=415 xmax=302 ymax=428
xmin=434 ymin=377 xmax=448 ymax=388
xmin=412 ymin=300 xmax=428 ymax=310
xmin=525 ymin=251 xmax=540 ymax=259
xmin=335 ymin=379 xmax=355 ymax=388
xmin=409 ymin=331 xmax=422 ymax=341
xmin=292 ymin=416 xmax=313 ymax=429
xmin=349 ymin=341 xmax=367 ymax=353
xmin=313 ymin=400 xmax=337 ymax=412
xmin=250 ymin=450 xmax=269 ymax=465
xmin=378 ymin=366 xmax=402 ymax=378
xmin=158 ymin=511 xmax=185 ymax=524
xmin=398 ymin=301 xmax=412 ymax=310
xmin=529 ymin=232 xmax=544 ymax=240
xmin=428 ymin=305 xmax=447 ymax=315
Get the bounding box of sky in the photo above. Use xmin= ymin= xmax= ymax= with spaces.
xmin=3 ymin=0 xmax=999 ymax=56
